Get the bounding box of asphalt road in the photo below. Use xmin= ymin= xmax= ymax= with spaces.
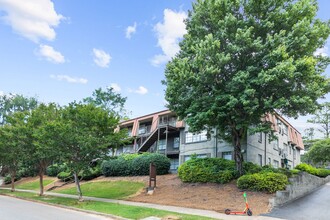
xmin=0 ymin=195 xmax=114 ymax=220
xmin=265 ymin=182 xmax=330 ymax=220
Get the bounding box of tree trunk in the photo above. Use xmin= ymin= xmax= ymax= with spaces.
xmin=73 ymin=172 xmax=83 ymax=202
xmin=39 ymin=168 xmax=44 ymax=196
xmin=10 ymin=170 xmax=16 ymax=192
xmin=233 ymin=132 xmax=244 ymax=176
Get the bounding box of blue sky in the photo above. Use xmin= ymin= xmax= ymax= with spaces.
xmin=0 ymin=0 xmax=329 ymax=136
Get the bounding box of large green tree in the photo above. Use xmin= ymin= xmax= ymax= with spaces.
xmin=163 ymin=0 xmax=330 ymax=175
xmin=306 ymin=138 xmax=330 ymax=165
xmin=0 ymin=112 xmax=30 ymax=191
xmin=27 ymin=103 xmax=62 ymax=196
xmin=57 ymin=103 xmax=127 ymax=201
xmin=0 ymin=93 xmax=38 ymax=125
xmin=308 ymin=102 xmax=330 ymax=138
xmin=82 ymin=87 xmax=127 ymax=117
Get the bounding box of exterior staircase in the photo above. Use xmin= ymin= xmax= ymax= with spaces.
xmin=137 ymin=125 xmax=178 ymax=152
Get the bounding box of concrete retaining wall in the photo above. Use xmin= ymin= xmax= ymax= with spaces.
xmin=269 ymin=172 xmax=330 ymax=207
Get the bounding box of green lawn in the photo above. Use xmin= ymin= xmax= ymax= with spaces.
xmin=55 ymin=181 xmax=144 ymax=199
xmin=16 ymin=179 xmax=55 ymax=190
xmin=0 ymin=190 xmax=216 ymax=220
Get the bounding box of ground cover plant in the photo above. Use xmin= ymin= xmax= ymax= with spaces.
xmin=295 ymin=163 xmax=330 ymax=178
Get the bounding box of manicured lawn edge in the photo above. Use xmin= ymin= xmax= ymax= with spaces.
xmin=0 ymin=192 xmax=126 ymax=220
xmin=0 ymin=190 xmax=216 ymax=220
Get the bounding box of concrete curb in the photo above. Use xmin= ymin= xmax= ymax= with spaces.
xmin=0 ymin=193 xmax=128 ymax=220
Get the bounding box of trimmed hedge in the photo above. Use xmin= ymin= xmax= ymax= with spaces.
xmin=101 ymin=153 xmax=170 ymax=177
xmin=237 ymin=172 xmax=288 ymax=193
xmin=295 ymin=163 xmax=330 ymax=178
xmin=178 ymin=158 xmax=238 ymax=184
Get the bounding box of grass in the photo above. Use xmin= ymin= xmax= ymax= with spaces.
xmin=16 ymin=179 xmax=55 ymax=190
xmin=0 ymin=189 xmax=216 ymax=220
xmin=55 ymin=181 xmax=144 ymax=199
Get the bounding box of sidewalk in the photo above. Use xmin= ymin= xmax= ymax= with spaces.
xmin=0 ymin=188 xmax=282 ymax=220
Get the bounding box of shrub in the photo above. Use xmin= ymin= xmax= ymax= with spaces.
xmin=101 ymin=153 xmax=170 ymax=177
xmin=78 ymin=166 xmax=102 ymax=181
xmin=57 ymin=171 xmax=73 ymax=182
xmin=101 ymin=158 xmax=131 ymax=176
xmin=46 ymin=163 xmax=68 ymax=177
xmin=178 ymin=158 xmax=237 ymax=184
xmin=295 ymin=163 xmax=330 ymax=178
xmin=131 ymin=153 xmax=171 ymax=176
xmin=120 ymin=153 xmax=140 ymax=161
xmin=4 ymin=174 xmax=21 ymax=184
xmin=290 ymin=169 xmax=301 ymax=175
xmin=237 ymin=172 xmax=288 ymax=193
xmin=243 ymin=162 xmax=262 ymax=174
xmin=18 ymin=166 xmax=38 ymax=177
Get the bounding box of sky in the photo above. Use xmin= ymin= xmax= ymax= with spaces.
xmin=0 ymin=0 xmax=329 ymax=137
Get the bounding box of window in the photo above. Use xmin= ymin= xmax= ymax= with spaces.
xmin=283 ymin=125 xmax=288 ymax=135
xmin=127 ymin=127 xmax=133 ymax=137
xmin=170 ymin=159 xmax=179 ymax=170
xmin=289 ymin=145 xmax=292 ymax=154
xmin=185 ymin=131 xmax=207 ymax=143
xmin=222 ymin=152 xmax=232 ymax=160
xmin=293 ymin=148 xmax=296 ymax=160
xmin=258 ymin=154 xmax=263 ymax=166
xmin=273 ymin=139 xmax=279 ymax=150
xmin=273 ymin=160 xmax=279 ymax=168
xmin=158 ymin=139 xmax=166 ymax=150
xmin=258 ymin=132 xmax=262 ymax=143
xmin=268 ymin=157 xmax=271 ymax=165
xmin=277 ymin=118 xmax=282 ymax=133
xmin=173 ymin=137 xmax=180 ymax=149
xmin=283 ymin=143 xmax=288 ymax=155
xmin=138 ymin=125 xmax=146 ymax=134
xmin=123 ymin=146 xmax=132 ymax=153
xmin=184 ymin=154 xmax=207 ymax=162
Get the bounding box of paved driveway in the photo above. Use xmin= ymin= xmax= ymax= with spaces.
xmin=265 ymin=182 xmax=330 ymax=220
xmin=0 ymin=195 xmax=114 ymax=220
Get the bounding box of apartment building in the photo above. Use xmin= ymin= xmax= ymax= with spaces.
xmin=117 ymin=110 xmax=304 ymax=171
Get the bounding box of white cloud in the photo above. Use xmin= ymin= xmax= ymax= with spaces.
xmin=0 ymin=0 xmax=64 ymax=42
xmin=151 ymin=9 xmax=187 ymax=66
xmin=92 ymin=48 xmax=111 ymax=68
xmin=314 ymin=46 xmax=328 ymax=57
xmin=125 ymin=22 xmax=137 ymax=39
xmin=50 ymin=74 xmax=87 ymax=84
xmin=110 ymin=83 xmax=121 ymax=92
xmin=37 ymin=44 xmax=65 ymax=63
xmin=128 ymin=86 xmax=148 ymax=95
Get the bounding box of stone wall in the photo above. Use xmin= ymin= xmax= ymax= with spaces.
xmin=269 ymin=172 xmax=330 ymax=207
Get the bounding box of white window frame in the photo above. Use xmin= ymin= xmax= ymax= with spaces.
xmin=185 ymin=131 xmax=208 ymax=143
xmin=173 ymin=137 xmax=180 ymax=149
xmin=158 ymin=139 xmax=166 ymax=150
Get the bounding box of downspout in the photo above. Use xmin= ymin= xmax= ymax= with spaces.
xmin=264 ymin=132 xmax=267 ymax=165
xmin=215 ymin=128 xmax=218 ymax=158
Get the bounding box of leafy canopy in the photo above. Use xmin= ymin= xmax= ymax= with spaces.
xmin=163 ymin=0 xmax=330 ymax=174
xmin=164 ymin=0 xmax=330 ymax=138
xmin=306 ymin=138 xmax=330 ymax=165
